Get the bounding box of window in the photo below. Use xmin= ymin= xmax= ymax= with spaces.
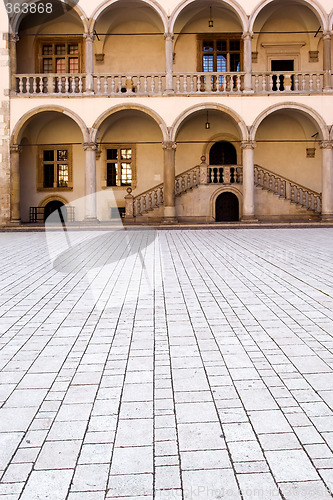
xmin=37 ymin=146 xmax=73 ymax=190
xmin=198 ymin=35 xmax=242 ymax=72
xmin=36 ymin=38 xmax=83 ymax=74
xmin=105 ymin=146 xmax=135 ymax=187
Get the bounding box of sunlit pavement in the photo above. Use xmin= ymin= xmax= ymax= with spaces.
xmin=1 ymin=228 xmax=333 ymax=500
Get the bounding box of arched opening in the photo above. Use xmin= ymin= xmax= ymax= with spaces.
xmin=44 ymin=200 xmax=66 ymax=222
xmin=209 ymin=141 xmax=237 ymax=164
xmin=215 ymin=192 xmax=239 ymax=221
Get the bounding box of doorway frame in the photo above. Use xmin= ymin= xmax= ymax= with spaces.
xmin=211 ymin=187 xmax=242 ymax=221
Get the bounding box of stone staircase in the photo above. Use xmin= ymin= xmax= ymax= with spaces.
xmin=254 ymin=165 xmax=322 ymax=214
xmin=128 ymin=162 xmax=322 ymax=218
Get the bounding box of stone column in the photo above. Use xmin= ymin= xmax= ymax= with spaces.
xmin=10 ymin=33 xmax=19 ymax=92
xmin=164 ymin=33 xmax=174 ymax=93
xmin=323 ymin=31 xmax=332 ymax=91
xmin=241 ymin=141 xmax=257 ymax=221
xmin=162 ymin=141 xmax=177 ymax=222
xmin=83 ymin=142 xmax=98 ymax=221
xmin=242 ymin=32 xmax=253 ymax=92
xmin=10 ymin=144 xmax=21 ymax=224
xmin=84 ymin=32 xmax=95 ymax=93
xmin=320 ymin=140 xmax=333 ymax=220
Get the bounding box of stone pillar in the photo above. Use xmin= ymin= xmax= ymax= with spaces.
xmin=164 ymin=33 xmax=174 ymax=93
xmin=241 ymin=141 xmax=257 ymax=221
xmin=124 ymin=187 xmax=134 ymax=221
xmin=242 ymin=32 xmax=253 ymax=92
xmin=320 ymin=141 xmax=333 ymax=220
xmin=84 ymin=32 xmax=95 ymax=93
xmin=10 ymin=33 xmax=19 ymax=92
xmin=162 ymin=141 xmax=177 ymax=222
xmin=199 ymin=155 xmax=208 ymax=184
xmin=323 ymin=31 xmax=332 ymax=91
xmin=83 ymin=142 xmax=98 ymax=221
xmin=10 ymin=144 xmax=21 ymax=224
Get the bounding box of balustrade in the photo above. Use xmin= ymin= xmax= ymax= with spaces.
xmin=13 ymin=70 xmax=328 ymax=96
xmin=253 ymin=71 xmax=324 ymax=93
xmin=207 ymin=166 xmax=243 ymax=184
xmin=15 ymin=74 xmax=85 ymax=95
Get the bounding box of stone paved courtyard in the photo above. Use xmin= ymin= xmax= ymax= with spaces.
xmin=1 ymin=228 xmax=333 ymax=500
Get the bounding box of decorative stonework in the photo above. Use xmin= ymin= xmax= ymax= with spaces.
xmin=309 ymin=51 xmax=319 ymax=62
xmin=83 ymin=142 xmax=98 ymax=151
xmin=162 ymin=141 xmax=177 ymax=150
xmin=241 ymin=141 xmax=256 ymax=150
xmin=320 ymin=141 xmax=333 ymax=150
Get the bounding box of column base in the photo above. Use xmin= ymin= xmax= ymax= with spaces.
xmin=162 ymin=207 xmax=177 ymax=223
xmin=240 ymin=215 xmax=258 ymax=223
xmin=83 ymin=217 xmax=100 ymax=224
xmin=9 ymin=219 xmax=21 ymax=226
xmin=321 ymin=213 xmax=333 ymax=222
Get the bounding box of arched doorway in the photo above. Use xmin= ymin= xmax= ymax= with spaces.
xmin=209 ymin=141 xmax=237 ymax=165
xmin=215 ymin=192 xmax=239 ymax=221
xmin=44 ymin=201 xmax=66 ymax=222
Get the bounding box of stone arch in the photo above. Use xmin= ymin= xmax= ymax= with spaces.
xmin=92 ymin=104 xmax=169 ymax=142
xmin=203 ymin=133 xmax=241 ymax=164
xmin=10 ymin=0 xmax=89 ymax=33
xmin=329 ymin=10 xmax=333 ymax=31
xmin=171 ymin=103 xmax=248 ymax=143
xmin=89 ymin=0 xmax=168 ymax=33
xmin=249 ymin=0 xmax=328 ymax=33
xmin=39 ymin=195 xmax=69 ymax=208
xmin=250 ymin=102 xmax=329 ymax=141
xmin=11 ymin=106 xmax=89 ymax=145
xmin=170 ymin=0 xmax=249 ymax=33
xmin=210 ymin=186 xmax=242 ymax=219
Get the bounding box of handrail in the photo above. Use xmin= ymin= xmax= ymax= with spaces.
xmin=255 ymin=164 xmax=321 ymax=196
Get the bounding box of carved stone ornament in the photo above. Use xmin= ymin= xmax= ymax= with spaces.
xmin=162 ymin=141 xmax=177 ymax=150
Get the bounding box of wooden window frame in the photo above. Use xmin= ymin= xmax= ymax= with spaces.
xmin=37 ymin=145 xmax=73 ymax=191
xmin=103 ymin=145 xmax=136 ymax=189
xmin=197 ymin=34 xmax=243 ymax=72
xmin=35 ymin=37 xmax=84 ymax=74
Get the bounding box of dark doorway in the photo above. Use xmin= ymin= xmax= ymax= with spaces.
xmin=209 ymin=141 xmax=237 ymax=165
xmin=44 ymin=200 xmax=66 ymax=222
xmin=215 ymin=192 xmax=239 ymax=222
xmin=271 ymin=60 xmax=294 ymax=91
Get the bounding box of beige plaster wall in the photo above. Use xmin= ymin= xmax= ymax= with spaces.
xmin=255 ymin=111 xmax=322 ymax=192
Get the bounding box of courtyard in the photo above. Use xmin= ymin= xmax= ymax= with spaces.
xmin=0 ymin=228 xmax=333 ymax=499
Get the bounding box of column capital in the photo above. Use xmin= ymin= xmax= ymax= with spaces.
xmin=162 ymin=141 xmax=177 ymax=151
xmin=242 ymin=32 xmax=253 ymax=40
xmin=320 ymin=140 xmax=333 ymax=150
xmin=83 ymin=142 xmax=98 ymax=151
xmin=322 ymin=31 xmax=332 ymax=40
xmin=10 ymin=144 xmax=22 ymax=153
xmin=241 ymin=140 xmax=256 ymax=150
xmin=83 ymin=32 xmax=96 ymax=43
xmin=9 ymin=33 xmax=19 ymax=42
xmin=164 ymin=32 xmax=174 ymax=41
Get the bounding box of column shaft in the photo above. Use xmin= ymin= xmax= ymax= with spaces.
xmin=83 ymin=143 xmax=98 ymax=221
xmin=242 ymin=33 xmax=253 ymax=92
xmin=323 ymin=32 xmax=332 ymax=90
xmin=241 ymin=141 xmax=257 ymax=220
xmin=84 ymin=33 xmax=95 ymax=93
xmin=321 ymin=141 xmax=333 ymax=219
xmin=165 ymin=33 xmax=174 ymax=93
xmin=163 ymin=141 xmax=177 ymax=221
xmin=10 ymin=145 xmax=21 ymax=223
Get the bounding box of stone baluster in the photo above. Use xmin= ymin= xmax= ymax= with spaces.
xmin=320 ymin=141 xmax=333 ymax=220
xmin=83 ymin=142 xmax=98 ymax=222
xmin=162 ymin=141 xmax=177 ymax=222
xmin=241 ymin=141 xmax=257 ymax=221
xmin=10 ymin=144 xmax=22 ymax=224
